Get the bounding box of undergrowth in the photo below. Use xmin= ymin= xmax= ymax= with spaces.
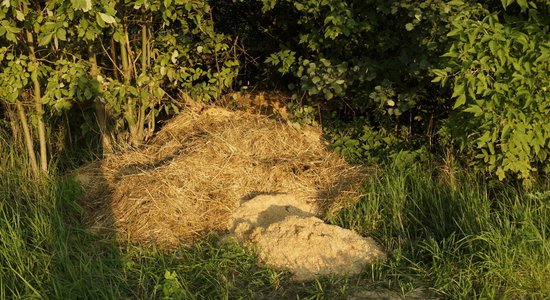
xmin=331 ymin=163 xmax=550 ymax=299
xmin=1 ymin=131 xmax=548 ymax=299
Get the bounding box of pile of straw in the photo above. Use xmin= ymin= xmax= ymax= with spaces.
xmin=76 ymin=105 xmax=367 ymax=248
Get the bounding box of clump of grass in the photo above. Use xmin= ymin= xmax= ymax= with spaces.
xmin=331 ymin=163 xmax=550 ymax=298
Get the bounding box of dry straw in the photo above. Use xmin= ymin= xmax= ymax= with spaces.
xmin=76 ymin=104 xmax=367 ymax=248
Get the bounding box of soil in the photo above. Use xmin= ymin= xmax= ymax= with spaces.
xmin=229 ymin=194 xmax=385 ymax=280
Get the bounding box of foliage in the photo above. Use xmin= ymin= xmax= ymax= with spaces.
xmin=2 ymin=0 xmax=547 ymax=183
xmin=2 ymin=1 xmax=549 ymax=298
xmin=259 ymin=0 xmax=466 ymax=134
xmin=256 ymin=0 xmax=549 ymax=183
xmin=286 ymin=103 xmax=318 ymax=127
xmin=434 ymin=0 xmax=550 ymax=181
xmin=0 ymin=0 xmax=239 ymax=173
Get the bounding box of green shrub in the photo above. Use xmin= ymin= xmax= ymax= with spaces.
xmin=0 ymin=0 xmax=239 ymax=170
xmin=259 ymin=0 xmax=465 ymax=139
xmin=433 ymin=0 xmax=550 ymax=182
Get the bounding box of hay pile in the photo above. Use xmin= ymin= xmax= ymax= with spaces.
xmin=76 ymin=105 xmax=366 ymax=248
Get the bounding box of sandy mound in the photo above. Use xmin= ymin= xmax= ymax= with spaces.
xmin=230 ymin=194 xmax=317 ymax=238
xmin=76 ymin=104 xmax=367 ymax=248
xmin=229 ymin=194 xmax=385 ymax=280
xmin=252 ymin=216 xmax=385 ymax=280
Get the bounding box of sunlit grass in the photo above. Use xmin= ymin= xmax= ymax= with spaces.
xmin=1 ymin=131 xmax=548 ymax=299
xmin=0 ymin=139 xmax=281 ymax=299
xmin=331 ymin=163 xmax=550 ymax=299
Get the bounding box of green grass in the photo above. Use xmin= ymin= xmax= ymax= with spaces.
xmin=0 ymin=143 xmax=283 ymax=299
xmin=1 ymin=135 xmax=549 ymax=299
xmin=331 ymin=163 xmax=550 ymax=299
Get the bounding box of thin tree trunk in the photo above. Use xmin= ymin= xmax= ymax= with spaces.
xmin=119 ymin=27 xmax=131 ymax=84
xmin=120 ymin=25 xmax=139 ymax=146
xmin=137 ymin=23 xmax=149 ymax=141
xmin=110 ymin=37 xmax=120 ymax=81
xmin=141 ymin=23 xmax=148 ymax=75
xmin=15 ymin=101 xmax=39 ymax=178
xmin=147 ymin=110 xmax=155 ymax=138
xmin=89 ymin=48 xmax=112 ymax=154
xmin=25 ymin=29 xmax=48 ymax=174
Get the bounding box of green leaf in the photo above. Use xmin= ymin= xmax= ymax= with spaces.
xmin=71 ymin=0 xmax=92 ymax=12
xmin=488 ymin=40 xmax=497 ymax=55
xmin=452 ymin=82 xmax=465 ymax=98
xmin=516 ymin=0 xmax=528 ymax=10
xmin=15 ymin=10 xmax=24 ymax=21
xmin=294 ymin=3 xmax=304 ymax=11
xmin=39 ymin=32 xmax=54 ymax=46
xmin=83 ymin=0 xmax=92 ymax=12
xmin=405 ymin=23 xmax=415 ymax=31
xmin=448 ymin=0 xmax=464 ymax=5
xmin=464 ymin=105 xmax=483 ymax=116
xmin=432 ymin=69 xmax=447 ymax=77
xmin=453 ymin=93 xmax=466 ymax=109
xmin=311 ymin=76 xmax=321 ymax=84
xmin=56 ymin=28 xmax=67 ymax=41
xmin=98 ymin=13 xmax=116 ymax=24
xmin=171 ymin=50 xmax=179 ymax=63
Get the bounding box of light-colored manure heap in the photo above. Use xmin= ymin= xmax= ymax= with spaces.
xmin=76 ymin=104 xmax=368 ymax=248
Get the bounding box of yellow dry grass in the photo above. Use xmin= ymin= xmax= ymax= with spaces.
xmin=76 ymin=103 xmax=367 ymax=248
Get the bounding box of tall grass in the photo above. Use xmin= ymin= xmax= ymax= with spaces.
xmin=0 ymin=166 xmax=281 ymax=299
xmin=0 ymin=134 xmax=281 ymax=299
xmin=331 ymin=163 xmax=550 ymax=299
xmin=2 ymin=126 xmax=548 ymax=299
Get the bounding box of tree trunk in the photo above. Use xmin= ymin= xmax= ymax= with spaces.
xmin=89 ymin=48 xmax=112 ymax=154
xmin=15 ymin=101 xmax=39 ymax=178
xmin=137 ymin=23 xmax=149 ymax=141
xmin=120 ymin=25 xmax=140 ymax=146
xmin=110 ymin=37 xmax=120 ymax=81
xmin=4 ymin=103 xmax=21 ymax=147
xmin=25 ymin=29 xmax=48 ymax=174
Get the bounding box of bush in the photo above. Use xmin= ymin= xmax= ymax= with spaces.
xmin=0 ymin=0 xmax=239 ymax=173
xmin=434 ymin=0 xmax=550 ymax=182
xmin=260 ymin=0 xmax=465 ymax=140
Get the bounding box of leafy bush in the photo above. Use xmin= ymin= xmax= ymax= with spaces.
xmin=0 ymin=0 xmax=239 ymax=174
xmin=258 ymin=0 xmax=549 ymax=182
xmin=434 ymin=0 xmax=550 ymax=181
xmin=260 ymin=0 xmax=465 ymax=135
